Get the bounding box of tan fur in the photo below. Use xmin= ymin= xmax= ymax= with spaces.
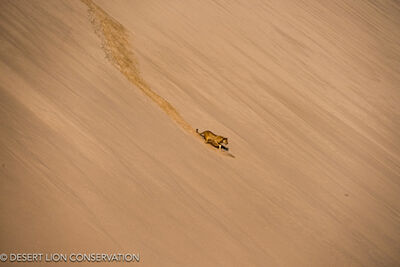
xmin=196 ymin=129 xmax=228 ymax=149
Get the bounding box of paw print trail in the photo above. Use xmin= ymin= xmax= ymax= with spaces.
xmin=81 ymin=0 xmax=195 ymax=136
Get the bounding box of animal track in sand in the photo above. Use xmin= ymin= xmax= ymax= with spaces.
xmin=81 ymin=0 xmax=195 ymax=135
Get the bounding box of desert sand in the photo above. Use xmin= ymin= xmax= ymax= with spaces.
xmin=0 ymin=0 xmax=399 ymax=266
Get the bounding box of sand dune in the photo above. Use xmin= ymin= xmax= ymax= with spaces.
xmin=0 ymin=0 xmax=399 ymax=266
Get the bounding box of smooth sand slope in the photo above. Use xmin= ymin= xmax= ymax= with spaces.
xmin=1 ymin=0 xmax=399 ymax=266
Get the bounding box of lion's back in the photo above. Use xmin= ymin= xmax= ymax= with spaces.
xmin=204 ymin=131 xmax=225 ymax=143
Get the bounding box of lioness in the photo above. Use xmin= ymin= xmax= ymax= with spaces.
xmin=196 ymin=129 xmax=228 ymax=150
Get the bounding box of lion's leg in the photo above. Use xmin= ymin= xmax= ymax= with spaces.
xmin=211 ymin=140 xmax=219 ymax=148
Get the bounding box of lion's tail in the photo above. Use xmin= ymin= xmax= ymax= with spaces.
xmin=196 ymin=129 xmax=203 ymax=136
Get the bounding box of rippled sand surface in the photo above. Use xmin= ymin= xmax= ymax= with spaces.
xmin=1 ymin=1 xmax=399 ymax=266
